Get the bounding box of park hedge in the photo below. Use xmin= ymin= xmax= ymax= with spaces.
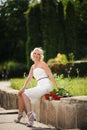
xmin=49 ymin=61 xmax=87 ymax=78
xmin=0 ymin=60 xmax=87 ymax=79
xmin=0 ymin=61 xmax=28 ymax=79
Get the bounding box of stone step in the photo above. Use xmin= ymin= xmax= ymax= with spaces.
xmin=62 ymin=129 xmax=86 ymax=130
xmin=63 ymin=129 xmax=80 ymax=130
xmin=0 ymin=109 xmax=18 ymax=115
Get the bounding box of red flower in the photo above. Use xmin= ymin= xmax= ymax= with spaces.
xmin=45 ymin=93 xmax=62 ymax=100
xmin=45 ymin=94 xmax=50 ymax=100
xmin=53 ymin=95 xmax=62 ymax=100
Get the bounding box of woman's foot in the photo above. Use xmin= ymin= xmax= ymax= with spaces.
xmin=14 ymin=112 xmax=23 ymax=123
xmin=26 ymin=111 xmax=36 ymax=127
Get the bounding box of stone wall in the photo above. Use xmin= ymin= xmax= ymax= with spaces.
xmin=0 ymin=81 xmax=18 ymax=109
xmin=33 ymin=96 xmax=87 ymax=130
xmin=0 ymin=81 xmax=87 ymax=130
xmin=0 ymin=89 xmax=18 ymax=109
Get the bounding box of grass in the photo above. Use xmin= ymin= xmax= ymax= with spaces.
xmin=10 ymin=76 xmax=87 ymax=96
xmin=55 ymin=77 xmax=87 ymax=96
xmin=10 ymin=78 xmax=36 ymax=90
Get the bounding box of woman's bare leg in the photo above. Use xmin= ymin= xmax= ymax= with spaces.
xmin=22 ymin=93 xmax=32 ymax=112
xmin=22 ymin=93 xmax=35 ymax=127
xmin=18 ymin=93 xmax=25 ymax=112
xmin=14 ymin=93 xmax=25 ymax=123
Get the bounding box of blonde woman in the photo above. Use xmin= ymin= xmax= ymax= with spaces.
xmin=15 ymin=47 xmax=59 ymax=127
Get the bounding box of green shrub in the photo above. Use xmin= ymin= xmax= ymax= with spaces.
xmin=0 ymin=63 xmax=8 ymax=79
xmin=7 ymin=61 xmax=28 ymax=78
xmin=70 ymin=61 xmax=87 ymax=77
xmin=47 ymin=53 xmax=68 ymax=66
xmin=47 ymin=53 xmax=87 ymax=77
xmin=49 ymin=63 xmax=73 ymax=77
xmin=48 ymin=61 xmax=87 ymax=78
xmin=0 ymin=61 xmax=28 ymax=79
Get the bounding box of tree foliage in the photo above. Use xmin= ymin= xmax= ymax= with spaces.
xmin=65 ymin=1 xmax=77 ymax=57
xmin=25 ymin=3 xmax=42 ymax=67
xmin=0 ymin=0 xmax=87 ymax=67
xmin=0 ymin=0 xmax=29 ymax=62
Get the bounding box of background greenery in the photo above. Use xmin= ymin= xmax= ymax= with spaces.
xmin=0 ymin=0 xmax=87 ymax=69
xmin=26 ymin=0 xmax=87 ymax=67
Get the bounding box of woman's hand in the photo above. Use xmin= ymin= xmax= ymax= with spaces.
xmin=18 ymin=88 xmax=25 ymax=95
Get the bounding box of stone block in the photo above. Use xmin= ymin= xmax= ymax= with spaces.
xmin=33 ymin=99 xmax=41 ymax=121
xmin=77 ymin=104 xmax=87 ymax=129
xmin=60 ymin=96 xmax=87 ymax=129
xmin=54 ymin=101 xmax=76 ymax=129
xmin=0 ymin=85 xmax=18 ymax=109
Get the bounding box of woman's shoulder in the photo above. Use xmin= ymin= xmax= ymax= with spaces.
xmin=40 ymin=61 xmax=48 ymax=68
xmin=31 ymin=64 xmax=35 ymax=70
xmin=41 ymin=61 xmax=46 ymax=65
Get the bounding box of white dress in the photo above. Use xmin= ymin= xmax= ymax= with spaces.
xmin=24 ymin=67 xmax=52 ymax=104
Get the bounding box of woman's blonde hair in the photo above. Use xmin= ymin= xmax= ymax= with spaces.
xmin=30 ymin=47 xmax=44 ymax=61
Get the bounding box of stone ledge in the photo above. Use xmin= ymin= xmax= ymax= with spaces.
xmin=61 ymin=96 xmax=87 ymax=104
xmin=0 ymin=109 xmax=18 ymax=114
xmin=62 ymin=129 xmax=80 ymax=130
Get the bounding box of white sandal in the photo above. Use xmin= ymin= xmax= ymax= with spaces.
xmin=26 ymin=111 xmax=36 ymax=127
xmin=14 ymin=112 xmax=23 ymax=123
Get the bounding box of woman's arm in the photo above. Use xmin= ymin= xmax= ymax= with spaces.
xmin=19 ymin=66 xmax=33 ymax=94
xmin=42 ymin=62 xmax=59 ymax=90
xmin=22 ymin=66 xmax=33 ymax=89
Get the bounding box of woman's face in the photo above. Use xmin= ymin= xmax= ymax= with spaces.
xmin=33 ymin=50 xmax=41 ymax=61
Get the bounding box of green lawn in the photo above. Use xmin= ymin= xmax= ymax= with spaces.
xmin=10 ymin=77 xmax=87 ymax=96
xmin=10 ymin=78 xmax=36 ymax=90
xmin=55 ymin=77 xmax=87 ymax=96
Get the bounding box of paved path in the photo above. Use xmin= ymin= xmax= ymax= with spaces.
xmin=0 ymin=109 xmax=81 ymax=130
xmin=0 ymin=81 xmax=18 ymax=92
xmin=0 ymin=107 xmax=57 ymax=130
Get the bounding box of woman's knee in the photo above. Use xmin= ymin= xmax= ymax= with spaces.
xmin=22 ymin=92 xmax=27 ymax=99
xmin=18 ymin=92 xmax=23 ymax=99
xmin=22 ymin=93 xmax=31 ymax=102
